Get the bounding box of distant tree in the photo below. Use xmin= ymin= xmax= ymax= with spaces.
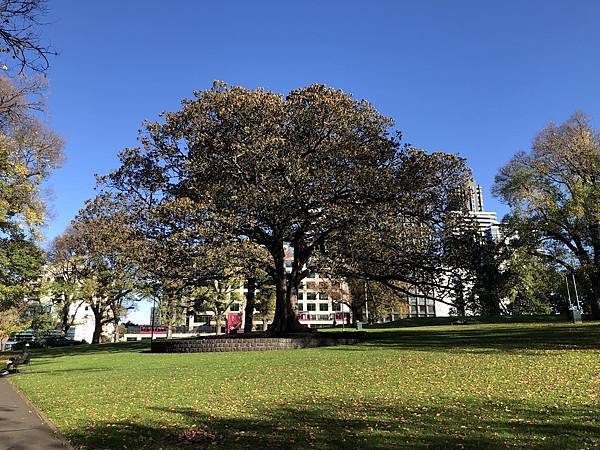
xmin=193 ymin=275 xmax=244 ymax=334
xmin=494 ymin=113 xmax=600 ymax=318
xmin=28 ymin=307 xmax=56 ymax=339
xmin=253 ymin=281 xmax=275 ymax=331
xmin=46 ymin=228 xmax=88 ymax=335
xmin=73 ymin=197 xmax=140 ymax=343
xmin=105 ymin=82 xmax=470 ymax=334
xmin=0 ymin=306 xmax=20 ymax=350
xmin=0 ymin=232 xmax=43 ymax=309
xmin=364 ymin=281 xmax=409 ymax=323
xmin=243 ymin=267 xmax=273 ymax=333
xmin=46 ymin=199 xmax=139 ymax=343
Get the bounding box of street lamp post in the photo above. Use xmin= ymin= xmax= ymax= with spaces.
xmin=565 ymin=274 xmax=572 ymax=308
xmin=572 ymin=274 xmax=581 ymax=310
xmin=150 ymin=297 xmax=157 ymax=342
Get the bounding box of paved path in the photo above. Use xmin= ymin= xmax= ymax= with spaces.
xmin=0 ymin=378 xmax=69 ymax=450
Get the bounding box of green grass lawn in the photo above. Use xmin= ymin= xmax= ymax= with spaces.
xmin=9 ymin=321 xmax=600 ymax=449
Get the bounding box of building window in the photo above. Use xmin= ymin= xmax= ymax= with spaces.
xmin=318 ymin=292 xmax=328 ymax=300
xmin=230 ymin=303 xmax=240 ymax=312
xmin=307 ymin=303 xmax=316 ymax=311
xmin=306 ymin=293 xmax=317 ymax=301
xmin=407 ymin=295 xmax=436 ymax=318
xmin=334 ymin=303 xmax=342 ymax=311
xmin=307 ymin=272 xmax=316 ymax=279
xmin=297 ymin=303 xmax=304 ymax=311
xmin=297 ymin=292 xmax=303 ymax=300
xmin=319 ymin=303 xmax=329 ymax=312
xmin=194 ymin=314 xmax=212 ymax=323
xmin=317 ymin=314 xmax=329 ymax=320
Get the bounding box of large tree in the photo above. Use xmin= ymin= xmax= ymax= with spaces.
xmin=106 ymin=82 xmax=471 ymax=334
xmin=494 ymin=112 xmax=600 ymax=318
xmin=0 ymin=74 xmax=61 ymax=343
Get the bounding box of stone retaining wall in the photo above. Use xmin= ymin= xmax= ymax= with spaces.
xmin=151 ymin=333 xmax=365 ymax=353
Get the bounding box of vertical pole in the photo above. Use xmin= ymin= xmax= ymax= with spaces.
xmin=572 ymin=274 xmax=580 ymax=310
xmin=565 ymin=274 xmax=572 ymax=308
xmin=364 ymin=280 xmax=369 ymax=322
xmin=150 ymin=297 xmax=156 ymax=342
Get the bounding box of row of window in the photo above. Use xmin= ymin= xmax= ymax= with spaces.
xmin=408 ymin=295 xmax=436 ymax=317
xmin=408 ymin=296 xmax=433 ymax=306
xmin=297 ymin=292 xmax=328 ymax=301
xmin=297 ymin=303 xmax=343 ymax=312
xmin=300 ymin=314 xmax=332 ymax=321
xmin=409 ymin=305 xmax=435 ymax=316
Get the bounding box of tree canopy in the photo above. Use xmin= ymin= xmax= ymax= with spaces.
xmin=104 ymin=82 xmax=472 ymax=334
xmin=494 ymin=112 xmax=600 ymax=318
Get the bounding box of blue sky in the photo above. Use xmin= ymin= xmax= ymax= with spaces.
xmin=38 ymin=0 xmax=600 ymax=322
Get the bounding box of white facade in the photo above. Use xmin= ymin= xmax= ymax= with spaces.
xmin=64 ymin=302 xmax=115 ymax=343
xmin=296 ymin=272 xmax=352 ymax=328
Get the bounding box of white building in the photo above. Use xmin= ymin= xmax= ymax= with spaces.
xmin=430 ymin=181 xmax=501 ymax=317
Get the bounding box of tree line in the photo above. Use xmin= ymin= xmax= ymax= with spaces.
xmin=36 ymin=86 xmax=600 ymax=340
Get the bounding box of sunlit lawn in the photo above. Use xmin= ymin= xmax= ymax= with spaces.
xmin=10 ymin=321 xmax=600 ymax=449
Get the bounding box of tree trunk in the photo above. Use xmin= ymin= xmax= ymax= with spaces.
xmin=268 ymin=245 xmax=305 ymax=335
xmin=60 ymin=297 xmax=70 ymax=335
xmin=91 ymin=307 xmax=103 ymax=344
xmin=350 ymin=303 xmax=358 ymax=327
xmin=454 ymin=276 xmax=466 ymax=316
xmin=215 ymin=310 xmax=222 ymax=335
xmin=244 ymin=277 xmax=256 ymax=333
xmin=113 ymin=317 xmax=119 ymax=343
xmin=165 ymin=295 xmax=175 ymax=339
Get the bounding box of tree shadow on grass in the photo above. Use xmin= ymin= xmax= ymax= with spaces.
xmin=360 ymin=324 xmax=600 ymax=353
xmin=61 ymin=396 xmax=600 ymax=449
xmin=22 ymin=367 xmax=113 ymax=375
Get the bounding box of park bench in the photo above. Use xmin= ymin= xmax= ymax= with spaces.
xmin=0 ymin=351 xmax=31 ymax=376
